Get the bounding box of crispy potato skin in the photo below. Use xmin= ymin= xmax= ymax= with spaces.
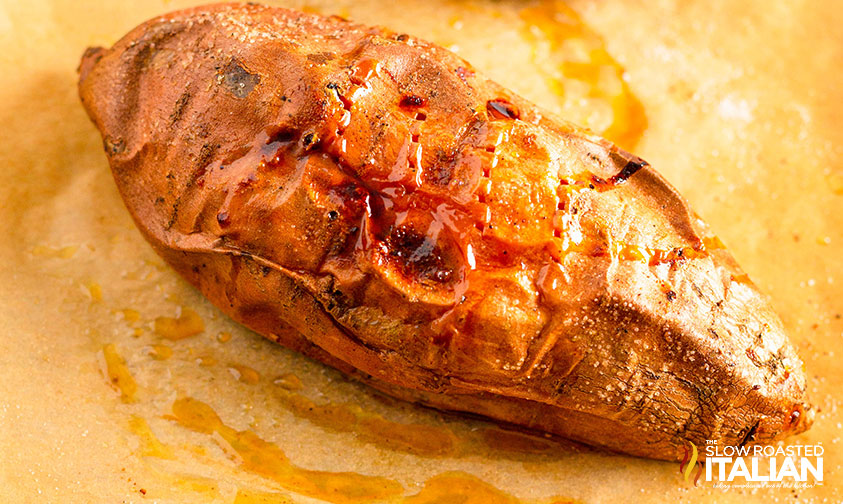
xmin=78 ymin=3 xmax=811 ymax=460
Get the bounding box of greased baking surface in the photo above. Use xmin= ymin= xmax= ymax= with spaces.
xmin=0 ymin=1 xmax=840 ymax=503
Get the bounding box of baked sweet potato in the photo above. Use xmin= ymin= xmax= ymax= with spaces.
xmin=77 ymin=2 xmax=811 ymax=460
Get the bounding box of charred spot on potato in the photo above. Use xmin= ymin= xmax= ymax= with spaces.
xmin=266 ymin=127 xmax=296 ymax=144
xmin=395 ymin=33 xmax=409 ymax=42
xmin=196 ymin=143 xmax=218 ymax=172
xmin=166 ymin=199 xmax=180 ymax=230
xmin=610 ymin=159 xmax=647 ymax=185
xmin=325 ymin=285 xmax=354 ymax=313
xmin=170 ymin=91 xmax=191 ymax=123
xmin=301 ymin=132 xmax=321 ymax=151
xmin=216 ymin=59 xmax=260 ymax=98
xmin=102 ymin=136 xmax=125 ymax=156
xmin=400 ymin=94 xmax=426 ymax=108
xmin=607 ymin=149 xmax=649 ymax=185
xmin=332 ymin=182 xmax=367 ymax=205
xmin=385 ymin=225 xmax=453 ymax=283
xmin=486 ymin=99 xmax=519 ymax=120
xmin=737 ymin=420 xmax=760 ymax=447
xmin=327 ymin=184 xmax=367 ymax=226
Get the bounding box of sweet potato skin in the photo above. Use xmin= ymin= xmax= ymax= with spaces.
xmin=78 ymin=3 xmax=811 ymax=460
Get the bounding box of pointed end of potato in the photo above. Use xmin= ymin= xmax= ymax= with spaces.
xmin=749 ymin=379 xmax=813 ymax=448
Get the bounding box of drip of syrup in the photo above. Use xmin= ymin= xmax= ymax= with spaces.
xmin=519 ymin=0 xmax=647 ymax=150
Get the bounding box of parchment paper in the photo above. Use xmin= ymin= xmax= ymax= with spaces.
xmin=1 ymin=0 xmax=840 ymax=502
